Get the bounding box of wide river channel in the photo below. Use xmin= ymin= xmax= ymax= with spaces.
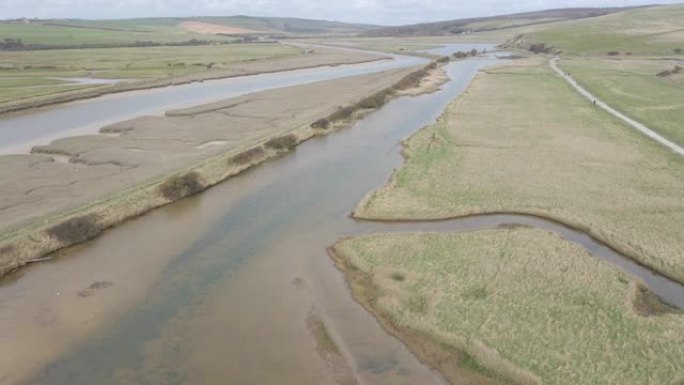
xmin=1 ymin=44 xmax=683 ymax=385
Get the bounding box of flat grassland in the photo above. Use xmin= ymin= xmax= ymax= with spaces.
xmin=523 ymin=5 xmax=684 ymax=56
xmin=332 ymin=229 xmax=684 ymax=385
xmin=558 ymin=58 xmax=684 ymax=145
xmin=0 ymin=44 xmax=301 ymax=103
xmin=355 ymin=58 xmax=684 ymax=284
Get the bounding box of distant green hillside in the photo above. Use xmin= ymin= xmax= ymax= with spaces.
xmin=0 ymin=16 xmax=377 ymax=49
xmin=189 ymin=16 xmax=377 ymax=34
xmin=514 ymin=5 xmax=684 ymax=56
xmin=364 ymin=7 xmax=644 ymax=37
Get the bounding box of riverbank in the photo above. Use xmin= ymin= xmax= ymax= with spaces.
xmin=330 ymin=229 xmax=684 ymax=385
xmin=0 ymin=46 xmax=388 ymax=116
xmin=354 ymin=57 xmax=684 ymax=285
xmin=0 ymin=60 xmax=447 ymax=278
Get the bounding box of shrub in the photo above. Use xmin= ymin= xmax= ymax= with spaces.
xmin=158 ymin=172 xmax=206 ymax=201
xmin=46 ymin=214 xmax=102 ymax=244
xmin=674 ymin=48 xmax=682 ymax=54
xmin=607 ymin=51 xmax=620 ymax=56
xmin=311 ymin=118 xmax=330 ymax=130
xmin=356 ymin=90 xmax=389 ymax=110
xmin=264 ymin=134 xmax=298 ymax=151
xmin=328 ymin=106 xmax=354 ymax=121
xmin=436 ymin=56 xmax=450 ymax=63
xmin=230 ymin=146 xmax=265 ymax=165
xmin=528 ymin=43 xmax=553 ymax=54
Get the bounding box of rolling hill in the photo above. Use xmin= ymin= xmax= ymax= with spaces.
xmin=363 ymin=6 xmax=652 ymax=37
xmin=0 ymin=16 xmax=377 ymax=48
xmin=508 ymin=4 xmax=684 ymax=56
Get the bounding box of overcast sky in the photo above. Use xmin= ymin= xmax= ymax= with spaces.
xmin=1 ymin=0 xmax=681 ymax=25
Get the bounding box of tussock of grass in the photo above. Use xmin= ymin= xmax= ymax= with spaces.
xmin=333 ymin=230 xmax=684 ymax=385
xmin=158 ymin=171 xmax=206 ymax=201
xmin=627 ymin=282 xmax=677 ymax=317
xmin=0 ymin=244 xmax=14 ymax=255
xmin=310 ymin=118 xmax=330 ymax=130
xmin=46 ymin=214 xmax=102 ymax=244
xmin=264 ymin=134 xmax=298 ymax=151
xmin=229 ymin=146 xmax=265 ymax=165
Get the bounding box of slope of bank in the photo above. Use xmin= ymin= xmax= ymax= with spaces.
xmin=354 ymin=57 xmax=684 ymax=285
xmin=0 ymin=61 xmax=446 ymax=278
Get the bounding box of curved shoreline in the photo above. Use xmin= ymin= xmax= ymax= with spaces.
xmin=352 ymin=209 xmax=684 ymax=289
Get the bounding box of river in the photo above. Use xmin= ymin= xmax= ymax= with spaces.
xmin=1 ymin=45 xmax=682 ymax=385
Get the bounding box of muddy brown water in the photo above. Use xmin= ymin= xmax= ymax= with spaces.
xmin=2 ymin=53 xmax=684 ymax=385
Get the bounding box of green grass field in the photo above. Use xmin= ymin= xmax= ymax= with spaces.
xmin=559 ymin=58 xmax=684 ymax=146
xmin=333 ymin=229 xmax=684 ymax=385
xmin=356 ymin=58 xmax=684 ymax=284
xmin=0 ymin=16 xmax=374 ymax=48
xmin=0 ymin=21 xmax=225 ymax=46
xmin=523 ymin=5 xmax=684 ymax=56
xmin=0 ymin=44 xmax=302 ymax=102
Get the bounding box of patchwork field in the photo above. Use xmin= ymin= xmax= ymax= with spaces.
xmin=558 ymin=58 xmax=684 ymax=146
xmin=332 ymin=229 xmax=684 ymax=385
xmin=355 ymin=58 xmax=684 ymax=284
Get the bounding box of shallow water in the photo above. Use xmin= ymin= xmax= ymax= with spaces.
xmin=0 ymin=51 xmax=424 ymax=154
xmin=2 ymin=52 xmax=683 ymax=385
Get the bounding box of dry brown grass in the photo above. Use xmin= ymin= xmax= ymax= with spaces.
xmin=356 ymin=58 xmax=684 ymax=284
xmin=332 ymin=229 xmax=684 ymax=385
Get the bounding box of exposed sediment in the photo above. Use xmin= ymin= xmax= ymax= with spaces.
xmin=0 ymin=60 xmax=446 ymax=278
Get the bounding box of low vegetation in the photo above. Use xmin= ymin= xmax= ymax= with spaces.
xmin=559 ymin=58 xmax=684 ymax=145
xmin=158 ymin=172 xmax=206 ymax=201
xmin=332 ymin=229 xmax=684 ymax=385
xmin=356 ymin=58 xmax=684 ymax=283
xmin=230 ymin=146 xmax=266 ymax=165
xmin=46 ymin=214 xmax=102 ymax=244
xmin=264 ymin=134 xmax=298 ymax=151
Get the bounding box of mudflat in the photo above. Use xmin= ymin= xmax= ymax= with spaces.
xmin=0 ymin=65 xmax=423 ymax=275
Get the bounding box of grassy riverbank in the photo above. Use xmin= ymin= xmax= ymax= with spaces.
xmin=331 ymin=229 xmax=684 ymax=385
xmin=557 ymin=58 xmax=684 ymax=146
xmin=355 ymin=57 xmax=684 ymax=284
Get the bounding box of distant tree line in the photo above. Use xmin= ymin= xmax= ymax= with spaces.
xmin=0 ymin=37 xmax=274 ymax=51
